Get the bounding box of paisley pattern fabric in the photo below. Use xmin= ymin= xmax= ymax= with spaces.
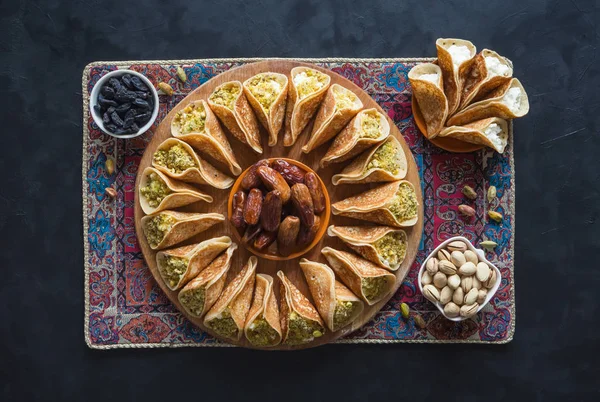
xmin=83 ymin=59 xmax=515 ymax=348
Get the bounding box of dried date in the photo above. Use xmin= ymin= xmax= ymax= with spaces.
xmin=241 ymin=159 xmax=269 ymax=190
xmin=271 ymin=159 xmax=305 ymax=186
xmin=297 ymin=215 xmax=320 ymax=247
xmin=243 ymin=188 xmax=263 ymax=225
xmin=305 ymin=172 xmax=326 ymax=214
xmin=254 ymin=231 xmax=277 ymax=250
xmin=278 ymin=216 xmax=300 ymax=256
xmin=230 ymin=190 xmax=246 ymax=230
xmin=260 ymin=190 xmax=282 ymax=232
xmin=290 ymin=183 xmax=314 ymax=227
xmin=257 ymin=166 xmax=291 ymax=203
xmin=242 ymin=224 xmax=261 ymax=244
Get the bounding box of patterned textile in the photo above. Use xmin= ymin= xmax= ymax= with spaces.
xmin=82 ymin=59 xmax=515 ymax=348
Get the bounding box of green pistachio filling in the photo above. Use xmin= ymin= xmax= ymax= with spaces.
xmin=285 ymin=312 xmax=324 ymax=345
xmin=153 ymin=144 xmax=197 ymax=174
xmin=373 ymin=232 xmax=407 ymax=267
xmin=333 ymin=300 xmax=360 ymax=330
xmin=209 ymin=84 xmax=241 ymax=110
xmin=140 ymin=173 xmax=172 ymax=208
xmin=144 ymin=214 xmax=176 ymax=248
xmin=247 ymin=74 xmax=283 ymax=111
xmin=293 ymin=70 xmax=328 ymax=100
xmin=361 ymin=112 xmax=382 ymax=139
xmin=387 ymin=183 xmax=418 ymax=223
xmin=333 ymin=87 xmax=357 ymax=110
xmin=161 ymin=256 xmax=189 ymax=289
xmin=246 ymin=316 xmax=279 ymax=346
xmin=361 ymin=276 xmax=389 ymax=302
xmin=207 ymin=309 xmax=238 ymax=339
xmin=366 ymin=141 xmax=401 ymax=175
xmin=173 ymin=103 xmax=207 ymax=134
xmin=179 ymin=286 xmax=206 ymax=316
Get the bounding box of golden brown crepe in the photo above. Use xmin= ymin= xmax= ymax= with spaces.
xmin=177 ymin=243 xmax=237 ymax=318
xmin=435 ymin=38 xmax=477 ymax=115
xmin=438 ymin=117 xmax=510 ymax=153
xmin=204 ymin=256 xmax=257 ymax=341
xmin=283 ymin=67 xmax=332 ymax=147
xmin=141 ymin=211 xmax=224 ymax=250
xmin=156 ymin=236 xmax=232 ymax=291
xmin=243 ymin=72 xmax=289 ymax=146
xmin=302 ymin=84 xmax=363 ymax=153
xmin=321 ymin=108 xmax=390 ymax=168
xmin=277 ymin=270 xmax=326 ymax=346
xmin=151 ymin=138 xmax=234 ymax=189
xmin=327 ymin=225 xmax=407 ymax=271
xmin=171 ymin=99 xmax=242 ymax=176
xmin=460 ymin=49 xmax=513 ymax=110
xmin=331 ymin=180 xmax=419 ymax=227
xmin=331 ymin=136 xmax=407 ymax=185
xmin=208 ymin=81 xmax=263 ymax=153
xmin=408 ymin=63 xmax=448 ymax=138
xmin=321 ymin=247 xmax=396 ymax=306
xmin=244 ymin=274 xmax=282 ymax=347
xmin=447 ymin=78 xmax=529 ymax=126
xmin=299 ymin=259 xmax=364 ymax=331
xmin=138 ymin=167 xmax=213 ymax=215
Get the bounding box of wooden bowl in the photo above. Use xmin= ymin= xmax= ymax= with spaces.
xmin=227 ymin=158 xmax=331 ymax=261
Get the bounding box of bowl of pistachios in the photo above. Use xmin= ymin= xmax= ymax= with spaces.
xmin=418 ymin=236 xmax=501 ymax=322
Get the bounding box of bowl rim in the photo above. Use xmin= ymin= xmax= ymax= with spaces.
xmin=227 ymin=157 xmax=331 ymax=261
xmin=417 ymin=235 xmax=502 ymax=322
xmin=89 ymin=69 xmax=160 ymax=139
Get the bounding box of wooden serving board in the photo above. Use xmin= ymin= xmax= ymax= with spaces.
xmin=134 ymin=60 xmax=424 ymax=350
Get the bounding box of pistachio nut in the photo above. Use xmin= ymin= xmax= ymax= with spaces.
xmin=458 ymin=261 xmax=477 ymax=276
xmin=484 ymin=269 xmax=497 ymax=289
xmin=447 ymin=240 xmax=467 ymax=252
xmin=464 ymin=250 xmax=479 ymax=264
xmin=447 ymin=274 xmax=461 ymax=290
xmin=461 ymin=185 xmax=477 ymax=200
xmin=451 ymin=251 xmax=466 ymax=267
xmin=421 ymin=271 xmax=433 ymax=285
xmin=472 ymin=276 xmax=481 ymax=290
xmin=461 ymin=276 xmax=473 ymax=293
xmin=477 ymin=289 xmax=488 ymax=304
xmin=452 ymin=287 xmax=464 ymax=306
xmin=426 ymin=257 xmax=439 ymax=275
xmin=423 ymin=285 xmax=440 ymax=302
xmin=476 ymin=262 xmax=491 ymax=282
xmin=414 ymin=315 xmax=427 ymax=329
xmin=105 ymin=187 xmax=117 ymax=198
xmin=444 ymin=302 xmax=460 ymax=318
xmin=157 ymin=82 xmax=174 ymax=96
xmin=440 ymin=286 xmax=453 ymax=305
xmin=458 ymin=204 xmax=476 ymax=217
xmin=464 ymin=288 xmax=479 ymax=305
xmin=400 ymin=303 xmax=410 ymax=319
xmin=105 ymin=158 xmax=115 ymax=175
xmin=176 ymin=66 xmax=187 ymax=82
xmin=437 ymin=249 xmax=451 ymax=261
xmin=438 ymin=260 xmax=458 ymax=275
xmin=460 ymin=303 xmax=479 ymax=318
xmin=487 ymin=186 xmax=497 ymax=203
xmin=433 ymin=272 xmax=447 ymax=288
xmin=488 ymin=210 xmax=503 ymax=223
xmin=480 ymin=240 xmax=498 ymax=251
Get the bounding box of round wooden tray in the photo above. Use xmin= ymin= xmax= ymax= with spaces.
xmin=134 ymin=60 xmax=424 ymax=350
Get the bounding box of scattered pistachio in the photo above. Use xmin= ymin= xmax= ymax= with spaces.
xmin=105 ymin=187 xmax=117 ymax=198
xmin=462 ymin=185 xmax=477 ymax=200
xmin=480 ymin=240 xmax=498 ymax=251
xmin=414 ymin=314 xmax=426 ymax=329
xmin=487 ymin=186 xmax=497 ymax=203
xmin=157 ymin=82 xmax=174 ymax=96
xmin=176 ymin=66 xmax=187 ymax=83
xmin=488 ymin=210 xmax=503 ymax=222
xmin=105 ymin=158 xmax=115 ymax=175
xmin=458 ymin=204 xmax=475 ymax=217
xmin=400 ymin=303 xmax=410 ymax=319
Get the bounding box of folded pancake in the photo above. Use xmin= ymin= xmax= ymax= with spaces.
xmin=302 ymin=84 xmax=363 ymax=153
xmin=243 ymin=73 xmax=289 ymax=146
xmin=141 ymin=211 xmax=224 ymax=250
xmin=321 ymin=247 xmax=396 ymax=306
xmin=435 ymin=38 xmax=477 ymax=115
xmin=204 ymin=256 xmax=257 ymax=341
xmin=283 ymin=67 xmax=331 ymax=147
xmin=156 ymin=236 xmax=232 ymax=290
xmin=327 ymin=225 xmax=407 ymax=271
xmin=460 ymin=49 xmax=513 ymax=110
xmin=244 ymin=274 xmax=282 ymax=347
xmin=331 ymin=136 xmax=407 ymax=185
xmin=208 ymin=81 xmax=262 ymax=154
xmin=321 ymin=108 xmax=390 ymax=168
xmin=408 ymin=63 xmax=449 ymax=138
xmin=138 ymin=167 xmax=213 ymax=215
xmin=447 ymin=78 xmax=529 ymax=126
xmin=177 ymin=243 xmax=237 ymax=317
xmin=299 ymin=259 xmax=364 ymax=331
xmin=171 ymin=99 xmax=242 ymax=176
xmin=439 ymin=117 xmax=509 ymax=153
xmin=277 ymin=270 xmax=325 ymax=346
xmin=152 ymin=138 xmax=233 ymax=189
xmin=331 ymin=180 xmax=419 ymax=227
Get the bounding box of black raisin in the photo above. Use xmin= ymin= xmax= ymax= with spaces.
xmin=102 ymin=112 xmax=111 ymax=124
xmin=105 ymin=123 xmax=118 ymax=132
xmin=115 ymin=103 xmax=131 ymax=115
xmin=130 ymin=76 xmax=148 ymax=91
xmin=108 ymin=78 xmax=122 ymax=91
xmin=98 ymin=94 xmax=118 ymax=108
xmin=135 ymin=111 xmax=152 ymax=123
xmin=93 ymin=104 xmax=102 ymax=115
xmin=107 ymin=106 xmax=116 ymax=114
xmin=134 ymin=91 xmax=148 ymax=99
xmin=123 ymin=109 xmax=136 ymax=128
xmin=121 ymin=74 xmax=133 ymax=89
xmin=114 ymin=88 xmax=137 ymax=103
xmin=132 ymin=98 xmax=150 ymax=109
xmin=101 ymin=86 xmax=115 ymax=99
xmin=131 ymin=122 xmax=140 ymax=132
xmin=110 ymin=111 xmax=124 ymax=126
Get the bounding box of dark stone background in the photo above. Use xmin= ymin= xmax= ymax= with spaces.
xmin=1 ymin=0 xmax=598 ymax=400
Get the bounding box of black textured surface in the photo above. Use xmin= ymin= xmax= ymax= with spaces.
xmin=1 ymin=0 xmax=599 ymax=400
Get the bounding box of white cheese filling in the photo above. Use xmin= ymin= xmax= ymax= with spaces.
xmin=484 ymin=123 xmax=507 ymax=151
xmin=447 ymin=45 xmax=472 ymax=66
xmin=485 ymin=56 xmax=510 ymax=77
xmin=501 ymin=87 xmax=522 ymax=113
xmin=420 ymin=73 xmax=439 ymax=84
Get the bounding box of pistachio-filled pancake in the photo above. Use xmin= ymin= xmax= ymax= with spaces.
xmin=204 ymin=256 xmax=257 ymax=341
xmin=447 ymin=78 xmax=529 ymax=126
xmin=331 ymin=180 xmax=419 ymax=227
xmin=156 ymin=236 xmax=232 ymax=290
xmin=243 ymin=72 xmax=289 ymax=146
xmin=408 ymin=63 xmax=448 ymax=138
xmin=439 ymin=117 xmax=509 ymax=153
xmin=327 ymin=226 xmax=407 ymax=271
xmin=152 ymin=138 xmax=234 ymax=189
xmin=177 ymin=243 xmax=237 ymax=318
xmin=244 ymin=274 xmax=282 ymax=347
xmin=302 ymin=84 xmax=363 ymax=153
xmin=171 ymin=100 xmax=241 ymax=176
xmin=321 ymin=247 xmax=396 ymax=306
xmin=321 ymin=108 xmax=390 ymax=168
xmin=460 ymin=49 xmax=513 ymax=109
xmin=283 ymin=67 xmax=331 ymax=147
xmin=208 ymin=81 xmax=263 ymax=154
xmin=331 ymin=136 xmax=407 ymax=185
xmin=141 ymin=211 xmax=224 ymax=250
xmin=277 ymin=271 xmax=325 ymax=346
xmin=299 ymin=259 xmax=364 ymax=332
xmin=435 ymin=38 xmax=477 ymax=115
xmin=138 ymin=167 xmax=212 ymax=215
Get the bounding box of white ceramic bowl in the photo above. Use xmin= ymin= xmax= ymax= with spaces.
xmin=417 ymin=236 xmax=501 ymax=322
xmin=89 ymin=69 xmax=159 ymax=139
